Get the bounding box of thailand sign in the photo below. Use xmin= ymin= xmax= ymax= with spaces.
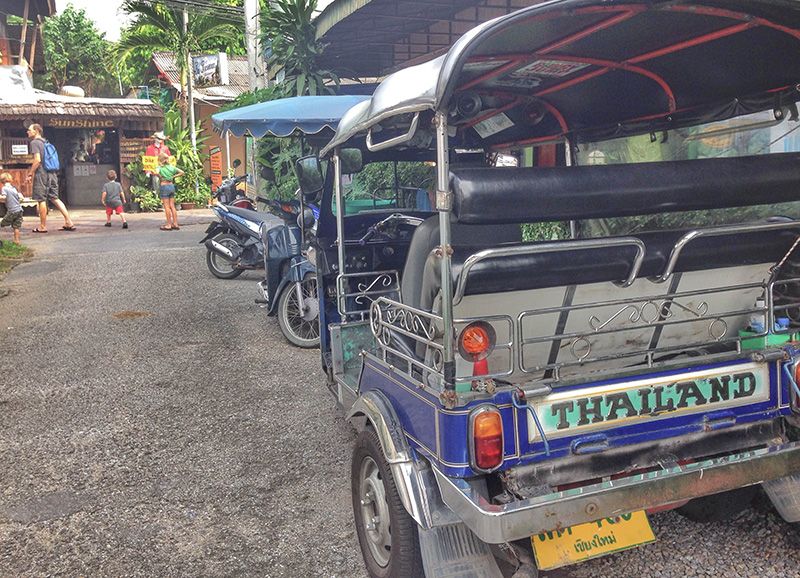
xmin=527 ymin=362 xmax=769 ymax=441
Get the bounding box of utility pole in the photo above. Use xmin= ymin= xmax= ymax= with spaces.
xmin=244 ymin=0 xmax=265 ymax=200
xmin=245 ymin=0 xmax=266 ymax=89
xmin=183 ymin=8 xmax=197 ymax=154
xmin=183 ymin=7 xmax=199 ymax=195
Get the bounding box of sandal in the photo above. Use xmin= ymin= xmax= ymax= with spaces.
xmin=171 ymin=225 xmax=180 ymax=230
xmin=160 ymin=225 xmax=173 ymax=231
xmin=32 ymin=227 xmax=48 ymax=233
xmin=61 ymin=225 xmax=77 ymax=231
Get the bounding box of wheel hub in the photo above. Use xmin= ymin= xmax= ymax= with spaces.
xmin=359 ymin=456 xmax=392 ymax=568
xmin=301 ymin=296 xmax=319 ymax=322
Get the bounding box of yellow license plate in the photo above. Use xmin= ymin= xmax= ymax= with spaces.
xmin=531 ymin=510 xmax=656 ymax=570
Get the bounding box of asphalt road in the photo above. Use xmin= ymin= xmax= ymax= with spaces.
xmin=1 ymin=210 xmax=800 ymax=577
xmin=0 ymin=210 xmax=365 ymax=577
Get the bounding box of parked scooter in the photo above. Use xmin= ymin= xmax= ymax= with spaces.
xmin=256 ymin=197 xmax=320 ymax=348
xmin=201 ymin=169 xmax=275 ymax=279
xmin=211 ymin=160 xmax=255 ymax=211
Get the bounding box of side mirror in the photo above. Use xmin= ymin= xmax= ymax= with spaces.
xmin=232 ymin=159 xmax=242 ymax=168
xmin=260 ymin=166 xmax=275 ymax=182
xmin=298 ymin=207 xmax=316 ymax=229
xmin=295 ymin=155 xmax=324 ymax=199
xmin=340 ymin=148 xmax=363 ymax=174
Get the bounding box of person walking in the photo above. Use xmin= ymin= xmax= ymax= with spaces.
xmin=0 ymin=172 xmax=24 ymax=244
xmin=101 ymin=170 xmax=128 ymax=229
xmin=25 ymin=123 xmax=75 ymax=233
xmin=157 ymin=153 xmax=184 ymax=231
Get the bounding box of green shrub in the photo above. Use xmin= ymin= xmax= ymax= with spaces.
xmin=130 ymin=185 xmax=161 ymax=212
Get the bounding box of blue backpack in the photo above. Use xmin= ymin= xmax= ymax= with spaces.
xmin=42 ymin=140 xmax=60 ymax=172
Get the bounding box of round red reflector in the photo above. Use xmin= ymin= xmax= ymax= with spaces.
xmin=458 ymin=322 xmax=496 ymax=361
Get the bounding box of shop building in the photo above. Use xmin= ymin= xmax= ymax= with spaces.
xmin=0 ymin=67 xmax=164 ymax=206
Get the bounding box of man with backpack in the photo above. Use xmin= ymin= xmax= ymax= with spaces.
xmin=26 ymin=123 xmax=75 ymax=233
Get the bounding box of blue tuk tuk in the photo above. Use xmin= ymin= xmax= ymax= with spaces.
xmin=295 ymin=1 xmax=800 ymax=574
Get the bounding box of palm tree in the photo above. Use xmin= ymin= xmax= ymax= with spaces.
xmin=261 ymin=0 xmax=339 ymax=96
xmin=116 ymin=0 xmax=240 ymax=127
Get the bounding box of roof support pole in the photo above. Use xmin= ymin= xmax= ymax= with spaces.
xmin=435 ymin=111 xmax=456 ymax=406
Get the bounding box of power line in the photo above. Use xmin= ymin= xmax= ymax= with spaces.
xmin=141 ymin=0 xmax=244 ymax=16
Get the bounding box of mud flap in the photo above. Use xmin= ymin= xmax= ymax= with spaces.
xmin=419 ymin=522 xmax=503 ymax=578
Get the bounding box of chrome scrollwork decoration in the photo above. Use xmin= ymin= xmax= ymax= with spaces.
xmin=370 ymin=298 xmax=443 ymax=374
xmin=355 ymin=273 xmax=396 ymax=306
xmin=575 ymin=298 xmax=726 ymax=362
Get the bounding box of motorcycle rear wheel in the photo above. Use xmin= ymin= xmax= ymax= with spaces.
xmin=277 ymin=274 xmax=320 ymax=348
xmin=206 ymin=233 xmax=245 ymax=279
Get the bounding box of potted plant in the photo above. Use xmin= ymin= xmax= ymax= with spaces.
xmin=130 ymin=185 xmax=162 ymax=212
xmin=175 ymin=166 xmax=211 ymax=210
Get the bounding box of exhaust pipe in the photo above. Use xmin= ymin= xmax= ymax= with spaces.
xmin=205 ymin=239 xmax=241 ymax=262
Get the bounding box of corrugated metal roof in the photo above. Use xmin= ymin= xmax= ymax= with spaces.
xmin=0 ymin=90 xmax=164 ymax=130
xmin=315 ymin=0 xmax=545 ymax=77
xmin=151 ymin=52 xmax=249 ymax=102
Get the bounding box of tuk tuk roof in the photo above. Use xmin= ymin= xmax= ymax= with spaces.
xmin=322 ymin=0 xmax=800 ymax=155
xmin=211 ymin=95 xmax=370 ymax=138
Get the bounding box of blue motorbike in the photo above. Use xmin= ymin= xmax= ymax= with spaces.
xmin=256 ymin=199 xmax=320 ymax=348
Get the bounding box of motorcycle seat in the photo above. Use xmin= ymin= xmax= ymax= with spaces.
xmin=226 ymin=205 xmax=276 ymax=225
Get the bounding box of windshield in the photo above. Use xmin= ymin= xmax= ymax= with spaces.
xmin=335 ymin=161 xmax=436 ymax=216
xmin=575 ymin=111 xmax=800 ymax=237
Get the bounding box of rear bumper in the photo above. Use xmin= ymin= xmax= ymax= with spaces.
xmin=433 ymin=440 xmax=800 ymax=544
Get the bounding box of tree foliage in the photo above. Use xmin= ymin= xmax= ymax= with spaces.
xmin=116 ymin=0 xmax=242 ymax=126
xmin=41 ymin=6 xmax=115 ymax=96
xmin=261 ymin=0 xmax=339 ymax=96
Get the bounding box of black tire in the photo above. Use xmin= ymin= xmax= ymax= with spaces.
xmin=206 ymin=233 xmax=244 ymax=279
xmin=352 ymin=428 xmax=424 ymax=578
xmin=676 ymin=486 xmax=758 ymax=522
xmin=276 ymin=274 xmax=320 ymax=348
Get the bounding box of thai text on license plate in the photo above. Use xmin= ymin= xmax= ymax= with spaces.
xmin=531 ymin=510 xmax=656 ymax=570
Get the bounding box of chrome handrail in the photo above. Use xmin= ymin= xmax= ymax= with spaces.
xmin=654 ymin=221 xmax=800 ymax=283
xmin=453 ymin=237 xmax=646 ymax=304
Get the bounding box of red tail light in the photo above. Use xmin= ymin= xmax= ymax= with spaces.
xmin=471 ymin=407 xmax=503 ymax=471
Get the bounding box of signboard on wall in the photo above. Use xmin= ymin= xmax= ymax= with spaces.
xmin=47 ymin=119 xmax=115 ymax=129
xmin=209 ymin=146 xmax=223 ymax=191
xmin=11 ymin=144 xmax=29 ymax=155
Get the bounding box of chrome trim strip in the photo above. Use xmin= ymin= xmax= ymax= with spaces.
xmin=433 ymin=440 xmax=800 ymax=544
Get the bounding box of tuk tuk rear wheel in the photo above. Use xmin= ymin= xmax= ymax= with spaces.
xmin=352 ymin=428 xmax=424 ymax=578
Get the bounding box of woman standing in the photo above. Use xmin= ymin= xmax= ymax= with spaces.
xmin=157 ymin=153 xmax=184 ymax=230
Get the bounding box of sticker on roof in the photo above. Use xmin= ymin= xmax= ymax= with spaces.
xmin=463 ymin=60 xmax=509 ymax=73
xmin=514 ymin=60 xmax=590 ymax=78
xmin=473 ymin=112 xmax=514 ymax=139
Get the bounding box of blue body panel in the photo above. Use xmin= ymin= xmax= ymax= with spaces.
xmin=359 ymin=353 xmax=796 ymax=478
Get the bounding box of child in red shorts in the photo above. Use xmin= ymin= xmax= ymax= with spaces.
xmin=102 ymin=169 xmax=128 ymax=229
